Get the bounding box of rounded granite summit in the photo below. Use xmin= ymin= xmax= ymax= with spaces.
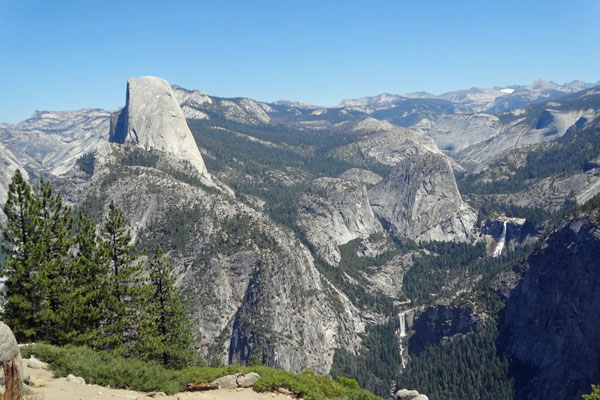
xmin=109 ymin=75 xmax=212 ymax=182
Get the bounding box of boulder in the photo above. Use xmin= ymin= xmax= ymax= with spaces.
xmin=28 ymin=376 xmax=47 ymax=388
xmin=236 ymin=372 xmax=260 ymax=387
xmin=394 ymin=389 xmax=429 ymax=400
xmin=0 ymin=321 xmax=23 ymax=400
xmin=26 ymin=356 xmax=48 ymax=370
xmin=212 ymin=373 xmax=241 ymax=389
xmin=0 ymin=323 xmax=19 ymax=363
xmin=66 ymin=374 xmax=85 ymax=384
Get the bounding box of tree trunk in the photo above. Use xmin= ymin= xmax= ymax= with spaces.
xmin=0 ymin=357 xmax=23 ymax=400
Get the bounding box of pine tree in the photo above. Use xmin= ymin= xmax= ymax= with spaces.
xmin=35 ymin=179 xmax=74 ymax=344
xmin=135 ymin=246 xmax=194 ymax=368
xmin=101 ymin=201 xmax=140 ymax=351
xmin=1 ymin=170 xmax=43 ymax=341
xmin=60 ymin=212 xmax=111 ymax=346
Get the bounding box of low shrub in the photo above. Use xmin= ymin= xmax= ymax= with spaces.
xmin=21 ymin=344 xmax=185 ymax=394
xmin=21 ymin=344 xmax=384 ymax=399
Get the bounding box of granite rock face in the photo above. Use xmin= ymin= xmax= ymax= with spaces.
xmin=330 ymin=125 xmax=449 ymax=168
xmin=0 ymin=323 xmax=19 ymax=363
xmin=0 ymin=109 xmax=110 ymax=176
xmin=227 ymin=222 xmax=366 ymax=374
xmin=408 ymin=305 xmax=485 ymax=355
xmin=296 ymin=177 xmax=383 ymax=265
xmin=501 ymin=217 xmax=600 ymax=400
xmin=369 ymin=152 xmax=476 ymax=242
xmin=109 ymin=76 xmax=211 ymax=182
xmin=339 ymin=168 xmax=383 ymax=186
xmin=78 ymin=162 xmax=364 ymax=375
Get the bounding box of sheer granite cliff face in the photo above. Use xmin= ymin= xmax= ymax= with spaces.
xmin=408 ymin=305 xmax=485 ymax=356
xmin=109 ymin=76 xmax=211 ymax=183
xmin=296 ymin=177 xmax=383 ymax=265
xmin=501 ymin=216 xmax=600 ymax=400
xmin=85 ymin=167 xmax=364 ymax=374
xmin=368 ymin=152 xmax=476 ymax=242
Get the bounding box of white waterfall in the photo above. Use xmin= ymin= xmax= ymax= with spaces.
xmin=493 ymin=221 xmax=507 ymax=258
xmin=399 ymin=312 xmax=407 ymax=337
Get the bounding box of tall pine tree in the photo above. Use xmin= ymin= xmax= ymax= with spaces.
xmin=135 ymin=245 xmax=194 ymax=368
xmin=35 ymin=179 xmax=74 ymax=344
xmin=60 ymin=212 xmax=111 ymax=346
xmin=1 ymin=170 xmax=43 ymax=341
xmin=101 ymin=201 xmax=141 ymax=351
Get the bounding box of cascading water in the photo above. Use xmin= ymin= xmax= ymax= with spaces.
xmin=395 ymin=312 xmax=408 ymax=370
xmin=493 ymin=220 xmax=507 ymax=258
xmin=399 ymin=312 xmax=407 ymax=337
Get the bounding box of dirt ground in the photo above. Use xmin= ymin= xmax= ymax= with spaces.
xmin=25 ymin=367 xmax=295 ymax=400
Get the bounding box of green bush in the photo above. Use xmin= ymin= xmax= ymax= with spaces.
xmin=336 ymin=376 xmax=360 ymax=389
xmin=20 ymin=344 xmax=384 ymax=399
xmin=21 ymin=344 xmax=185 ymax=394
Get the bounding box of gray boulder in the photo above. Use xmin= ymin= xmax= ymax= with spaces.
xmin=211 ymin=372 xmax=261 ymax=389
xmin=0 ymin=322 xmax=19 ymax=363
xmin=339 ymin=168 xmax=383 ymax=186
xmin=395 ymin=388 xmax=429 ymax=400
xmin=26 ymin=356 xmax=48 ymax=370
xmin=236 ymin=372 xmax=260 ymax=387
xmin=66 ymin=374 xmax=86 ymax=384
xmin=212 ymin=373 xmax=241 ymax=389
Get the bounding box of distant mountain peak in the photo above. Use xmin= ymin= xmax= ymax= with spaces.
xmin=109 ymin=76 xmax=212 ymax=182
xmin=273 ymin=99 xmax=319 ymax=109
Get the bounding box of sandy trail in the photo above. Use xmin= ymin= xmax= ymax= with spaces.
xmin=26 ymin=367 xmax=294 ymax=400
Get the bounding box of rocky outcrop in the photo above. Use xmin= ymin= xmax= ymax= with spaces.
xmin=422 ymin=112 xmax=501 ymax=153
xmin=494 ymin=165 xmax=600 ymax=212
xmin=0 ymin=322 xmax=23 ymax=400
xmin=369 ymin=152 xmax=476 ymax=242
xmin=490 ymin=262 xmax=529 ymax=299
xmin=364 ymin=251 xmax=419 ymax=299
xmin=227 ymin=224 xmax=366 ymax=374
xmin=109 ymin=76 xmax=211 ymax=182
xmin=339 ymin=168 xmax=383 ymax=186
xmin=211 ymin=372 xmax=260 ymax=389
xmin=394 ymin=388 xmax=429 ymax=400
xmin=408 ymin=305 xmax=485 ymax=355
xmin=0 ymin=109 xmax=110 ymax=177
xmin=296 ymin=177 xmax=383 ymax=265
xmin=501 ymin=216 xmax=600 ymax=400
xmin=481 ymin=217 xmax=540 ymax=256
xmin=330 ymin=125 xmax=450 ymax=168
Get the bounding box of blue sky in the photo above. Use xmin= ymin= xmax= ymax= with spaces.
xmin=1 ymin=0 xmax=599 ymax=123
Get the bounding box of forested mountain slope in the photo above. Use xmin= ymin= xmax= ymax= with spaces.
xmin=2 ymin=76 xmax=600 ymax=399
